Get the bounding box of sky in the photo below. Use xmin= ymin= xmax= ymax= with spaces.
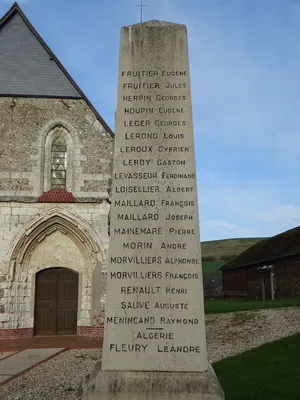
xmin=1 ymin=0 xmax=300 ymax=241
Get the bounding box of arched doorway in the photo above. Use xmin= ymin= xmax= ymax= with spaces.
xmin=34 ymin=268 xmax=78 ymax=335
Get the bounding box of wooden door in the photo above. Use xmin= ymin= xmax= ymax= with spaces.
xmin=34 ymin=268 xmax=78 ymax=335
xmin=56 ymin=268 xmax=78 ymax=335
xmin=34 ymin=268 xmax=57 ymax=335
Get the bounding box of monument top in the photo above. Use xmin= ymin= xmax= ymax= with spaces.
xmin=79 ymin=17 xmax=225 ymax=400
xmin=126 ymin=19 xmax=186 ymax=28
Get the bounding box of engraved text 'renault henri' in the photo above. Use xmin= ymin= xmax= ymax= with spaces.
xmin=102 ymin=23 xmax=207 ymax=373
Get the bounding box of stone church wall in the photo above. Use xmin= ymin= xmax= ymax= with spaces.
xmin=0 ymin=97 xmax=113 ymax=201
xmin=0 ymin=202 xmax=110 ymax=337
xmin=0 ymin=96 xmax=113 ymax=338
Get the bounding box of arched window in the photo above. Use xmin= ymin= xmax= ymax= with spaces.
xmin=51 ymin=137 xmax=67 ymax=189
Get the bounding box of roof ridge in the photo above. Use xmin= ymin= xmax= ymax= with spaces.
xmin=0 ymin=3 xmax=113 ymax=137
xmin=221 ymin=226 xmax=300 ymax=270
xmin=0 ymin=2 xmax=20 ymax=27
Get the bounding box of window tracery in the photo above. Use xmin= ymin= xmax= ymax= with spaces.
xmin=51 ymin=137 xmax=67 ymax=189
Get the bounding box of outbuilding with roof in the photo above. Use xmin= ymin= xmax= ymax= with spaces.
xmin=221 ymin=226 xmax=300 ymax=299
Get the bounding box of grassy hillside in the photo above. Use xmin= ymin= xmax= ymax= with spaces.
xmin=201 ymin=237 xmax=266 ymax=279
xmin=201 ymin=237 xmax=265 ymax=262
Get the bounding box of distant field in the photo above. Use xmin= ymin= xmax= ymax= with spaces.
xmin=204 ymin=299 xmax=300 ymax=314
xmin=201 ymin=237 xmax=265 ymax=262
xmin=200 ymin=237 xmax=265 ymax=279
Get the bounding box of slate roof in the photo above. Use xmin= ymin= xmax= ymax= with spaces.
xmin=221 ymin=226 xmax=300 ymax=270
xmin=0 ymin=3 xmax=113 ymax=136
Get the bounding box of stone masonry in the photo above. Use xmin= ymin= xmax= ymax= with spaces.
xmin=0 ymin=97 xmax=113 ymax=201
xmin=0 ymin=202 xmax=110 ymax=330
xmin=0 ymin=96 xmax=113 ymax=338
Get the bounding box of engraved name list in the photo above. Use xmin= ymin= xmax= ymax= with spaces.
xmin=102 ymin=25 xmax=207 ymax=372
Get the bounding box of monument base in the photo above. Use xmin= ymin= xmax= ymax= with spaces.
xmin=77 ymin=362 xmax=224 ymax=400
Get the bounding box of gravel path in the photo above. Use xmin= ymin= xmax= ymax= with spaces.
xmin=206 ymin=306 xmax=300 ymax=363
xmin=0 ymin=352 xmax=15 ymax=360
xmin=0 ymin=307 xmax=299 ymax=399
xmin=0 ymin=349 xmax=102 ymax=400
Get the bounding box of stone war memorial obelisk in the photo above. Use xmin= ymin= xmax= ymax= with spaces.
xmin=79 ymin=20 xmax=224 ymax=400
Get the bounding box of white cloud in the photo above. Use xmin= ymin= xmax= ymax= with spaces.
xmin=197 ymin=169 xmax=300 ymax=240
xmin=262 ymin=204 xmax=300 ymax=229
xmin=201 ymin=219 xmax=256 ymax=239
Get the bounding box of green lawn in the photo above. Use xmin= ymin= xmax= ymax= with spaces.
xmin=205 ymin=299 xmax=300 ymax=314
xmin=213 ymin=333 xmax=300 ymax=400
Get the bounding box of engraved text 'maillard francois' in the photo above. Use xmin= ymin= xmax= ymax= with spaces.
xmin=103 ymin=22 xmax=207 ymax=373
xmin=106 ymin=68 xmax=197 ymax=352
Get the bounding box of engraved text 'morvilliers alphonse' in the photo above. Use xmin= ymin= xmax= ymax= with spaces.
xmin=102 ymin=21 xmax=208 ymax=372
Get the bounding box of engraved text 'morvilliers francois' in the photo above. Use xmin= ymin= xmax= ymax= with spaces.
xmin=102 ymin=21 xmax=208 ymax=372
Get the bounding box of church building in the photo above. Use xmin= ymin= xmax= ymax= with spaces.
xmin=0 ymin=3 xmax=114 ymax=338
